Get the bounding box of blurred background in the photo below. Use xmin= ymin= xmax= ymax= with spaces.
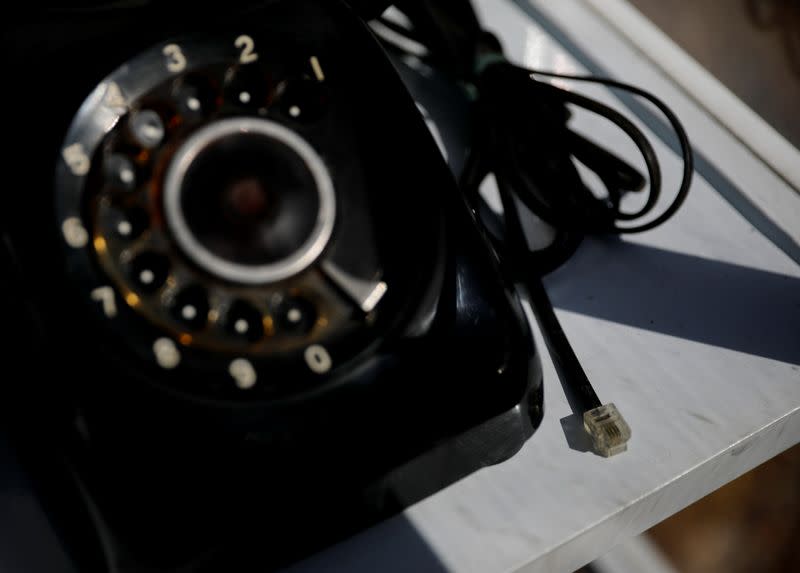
xmin=629 ymin=0 xmax=800 ymax=148
xmin=600 ymin=1 xmax=800 ymax=571
xmin=648 ymin=444 xmax=800 ymax=573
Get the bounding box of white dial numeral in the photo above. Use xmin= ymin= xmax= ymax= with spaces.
xmin=235 ymin=35 xmax=259 ymax=64
xmin=229 ymin=358 xmax=257 ymax=389
xmin=153 ymin=338 xmax=181 ymax=369
xmin=310 ymin=56 xmax=325 ymax=82
xmin=304 ymin=345 xmax=332 ymax=374
xmin=103 ymin=81 xmax=127 ymax=110
xmin=62 ymin=143 xmax=91 ymax=176
xmin=61 ymin=217 xmax=89 ymax=248
xmin=91 ymin=286 xmax=118 ymax=318
xmin=163 ymin=44 xmax=187 ymax=73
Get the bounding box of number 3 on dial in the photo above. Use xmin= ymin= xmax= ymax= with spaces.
xmin=163 ymin=44 xmax=187 ymax=73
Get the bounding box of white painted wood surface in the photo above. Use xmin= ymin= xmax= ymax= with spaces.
xmin=288 ymin=1 xmax=800 ymax=572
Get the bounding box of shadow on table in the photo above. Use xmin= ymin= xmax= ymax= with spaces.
xmin=548 ymin=238 xmax=800 ymax=453
xmin=284 ymin=515 xmax=449 ymax=573
xmin=0 ymin=427 xmax=450 ymax=573
xmin=547 ymin=238 xmax=800 ymax=366
xmin=0 ymin=435 xmax=77 ymax=573
xmin=559 ymin=414 xmax=595 ymax=454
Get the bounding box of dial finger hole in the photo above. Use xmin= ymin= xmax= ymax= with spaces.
xmin=275 ymin=296 xmax=317 ymax=335
xmin=104 ymin=154 xmax=138 ymax=192
xmin=130 ymin=251 xmax=170 ymax=293
xmin=173 ymin=75 xmax=219 ymax=123
xmin=226 ymin=300 xmax=265 ymax=343
xmin=114 ymin=207 xmax=149 ymax=240
xmin=224 ymin=64 xmax=274 ymax=111
xmin=128 ymin=109 xmax=166 ymax=149
xmin=278 ymin=78 xmax=328 ymax=123
xmin=171 ymin=285 xmax=210 ymax=330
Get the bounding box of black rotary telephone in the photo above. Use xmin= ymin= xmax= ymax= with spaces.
xmin=0 ymin=1 xmax=543 ymax=571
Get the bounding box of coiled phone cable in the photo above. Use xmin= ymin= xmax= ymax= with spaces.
xmin=374 ymin=1 xmax=694 ymax=456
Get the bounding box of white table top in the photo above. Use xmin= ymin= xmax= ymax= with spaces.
xmin=288 ymin=1 xmax=800 ymax=572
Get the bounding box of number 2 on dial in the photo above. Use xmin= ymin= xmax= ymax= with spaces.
xmin=235 ymin=35 xmax=259 ymax=64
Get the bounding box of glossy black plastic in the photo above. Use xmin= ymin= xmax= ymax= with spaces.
xmin=1 ymin=1 xmax=543 ymax=570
